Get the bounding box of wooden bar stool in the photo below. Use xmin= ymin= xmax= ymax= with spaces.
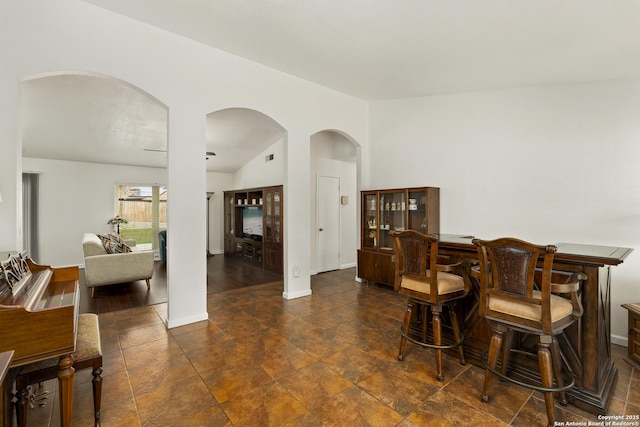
xmin=391 ymin=230 xmax=471 ymax=381
xmin=14 ymin=313 xmax=103 ymax=427
xmin=472 ymin=237 xmax=585 ymax=427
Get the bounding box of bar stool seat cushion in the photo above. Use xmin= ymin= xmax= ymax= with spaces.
xmin=489 ymin=290 xmax=573 ymax=322
xmin=401 ymin=271 xmax=465 ymax=295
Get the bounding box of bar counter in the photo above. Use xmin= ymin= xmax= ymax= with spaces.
xmin=433 ymin=234 xmax=632 ymax=415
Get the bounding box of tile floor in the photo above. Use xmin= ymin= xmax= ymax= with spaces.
xmin=26 ymin=268 xmax=640 ymax=426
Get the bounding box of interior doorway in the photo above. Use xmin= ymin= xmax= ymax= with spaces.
xmin=317 ymin=175 xmax=340 ymax=272
xmin=310 ymin=130 xmax=359 ymax=275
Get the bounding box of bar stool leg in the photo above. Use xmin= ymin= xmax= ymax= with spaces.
xmin=500 ymin=329 xmax=513 ymax=378
xmin=449 ymin=305 xmax=465 ymax=365
xmin=421 ymin=304 xmax=429 ymax=344
xmin=538 ymin=336 xmax=556 ymax=427
xmin=550 ymin=337 xmax=567 ymax=405
xmin=432 ymin=306 xmax=443 ymax=381
xmin=482 ymin=325 xmax=505 ymax=402
xmin=398 ymin=301 xmax=415 ymax=361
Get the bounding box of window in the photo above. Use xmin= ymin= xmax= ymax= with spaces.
xmin=115 ymin=185 xmax=167 ymax=251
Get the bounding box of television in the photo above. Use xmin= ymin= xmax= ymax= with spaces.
xmin=242 ymin=207 xmax=263 ymax=239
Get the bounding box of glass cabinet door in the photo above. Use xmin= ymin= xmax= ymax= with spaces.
xmin=378 ymin=190 xmax=405 ymax=250
xmin=224 ymin=193 xmax=234 ymax=234
xmin=264 ymin=189 xmax=273 ymax=242
xmin=407 ymin=189 xmax=427 ymax=233
xmin=363 ymin=193 xmax=378 ymax=249
xmin=273 ymin=189 xmax=281 ymax=243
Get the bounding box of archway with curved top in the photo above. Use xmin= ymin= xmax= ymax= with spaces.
xmin=310 ymin=129 xmax=361 ymax=276
xmin=20 ymin=71 xmax=169 ymax=268
xmin=204 ymin=107 xmax=288 ymax=286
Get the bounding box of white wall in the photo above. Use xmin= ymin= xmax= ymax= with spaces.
xmin=1 ymin=0 xmax=369 ymax=328
xmin=370 ymin=78 xmax=640 ymax=344
xmin=22 ymin=158 xmax=167 ymax=266
xmin=233 ymin=138 xmax=284 ymax=190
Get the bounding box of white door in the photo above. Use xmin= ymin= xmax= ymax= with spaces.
xmin=317 ymin=175 xmax=341 ymax=272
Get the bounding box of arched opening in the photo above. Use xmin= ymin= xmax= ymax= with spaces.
xmin=204 ymin=107 xmax=287 ymax=291
xmin=20 ymin=71 xmax=168 ymax=266
xmin=309 ymin=130 xmax=360 ymax=275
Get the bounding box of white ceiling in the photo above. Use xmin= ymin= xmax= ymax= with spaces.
xmin=83 ymin=0 xmax=640 ymax=100
xmin=22 ymin=1 xmax=640 ymax=171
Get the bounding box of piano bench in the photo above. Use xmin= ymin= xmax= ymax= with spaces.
xmin=14 ymin=313 xmax=103 ymax=427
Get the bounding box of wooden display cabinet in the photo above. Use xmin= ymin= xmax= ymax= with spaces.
xmin=223 ymin=186 xmax=283 ymax=275
xmin=358 ymin=186 xmax=439 ymax=286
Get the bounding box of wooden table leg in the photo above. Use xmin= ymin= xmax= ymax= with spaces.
xmin=57 ymin=353 xmax=75 ymax=427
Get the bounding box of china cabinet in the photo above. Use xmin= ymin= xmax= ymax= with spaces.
xmin=357 ymin=186 xmax=439 ymax=286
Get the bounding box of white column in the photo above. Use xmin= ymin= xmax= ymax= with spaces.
xmin=283 ymin=131 xmax=312 ymax=299
xmin=165 ymin=106 xmax=208 ymax=328
xmin=0 ymin=77 xmax=20 ymax=251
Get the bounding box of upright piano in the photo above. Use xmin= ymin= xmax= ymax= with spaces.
xmin=0 ymin=251 xmax=79 ymax=427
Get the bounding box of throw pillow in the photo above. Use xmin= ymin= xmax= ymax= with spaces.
xmin=98 ymin=233 xmax=132 ymax=254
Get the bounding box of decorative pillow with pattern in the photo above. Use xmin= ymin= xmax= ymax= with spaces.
xmin=98 ymin=233 xmax=132 ymax=254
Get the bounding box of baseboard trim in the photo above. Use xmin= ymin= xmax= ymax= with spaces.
xmin=283 ymin=289 xmax=312 ymax=299
xmin=611 ymin=334 xmax=628 ymax=347
xmin=165 ymin=312 xmax=208 ymax=329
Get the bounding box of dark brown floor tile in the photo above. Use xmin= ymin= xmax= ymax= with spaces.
xmin=101 ymin=370 xmax=135 ymax=410
xmin=626 ymin=401 xmax=640 ymax=416
xmin=278 ymin=361 xmax=354 ymax=410
xmin=135 ymin=374 xmax=221 ymax=425
xmin=358 ymin=362 xmax=440 ymax=416
xmin=99 ymin=398 xmax=142 ymax=427
xmin=406 ymin=390 xmax=507 ymax=426
xmin=392 ymin=342 xmax=468 ymax=386
xmin=128 ymin=353 xmax=198 ymax=396
xmin=184 ymin=338 xmax=246 ymax=374
xmin=628 ymin=378 xmax=640 ymax=407
xmin=361 ymin=334 xmax=403 ymax=362
xmin=283 ymin=411 xmax=324 ymax=427
xmin=234 ymin=329 xmax=290 ymax=357
xmin=170 ymin=320 xmax=230 ymax=353
xmin=221 ymin=381 xmax=308 ymax=426
xmin=443 ymin=364 xmax=530 ymax=423
xmin=511 ymin=395 xmax=590 ymax=427
xmin=606 ymin=397 xmax=627 ymax=417
xmin=302 ymin=309 xmax=351 ymax=331
xmin=312 ymin=386 xmax=404 ymax=426
xmin=200 ymin=354 xmax=274 ymax=403
xmin=259 ymin=342 xmax=317 ymax=379
xmin=122 ymin=335 xmax=183 ymax=369
xmin=113 ymin=305 xmax=164 ymax=332
xmin=322 ymin=345 xmax=390 ymax=383
xmin=152 ymin=302 xmax=167 ymax=322
xmin=117 ymin=323 xmax=170 ymax=349
xmin=102 ymin=348 xmax=126 ymax=375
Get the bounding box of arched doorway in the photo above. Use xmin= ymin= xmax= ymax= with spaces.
xmin=310 ymin=130 xmax=360 ymax=274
